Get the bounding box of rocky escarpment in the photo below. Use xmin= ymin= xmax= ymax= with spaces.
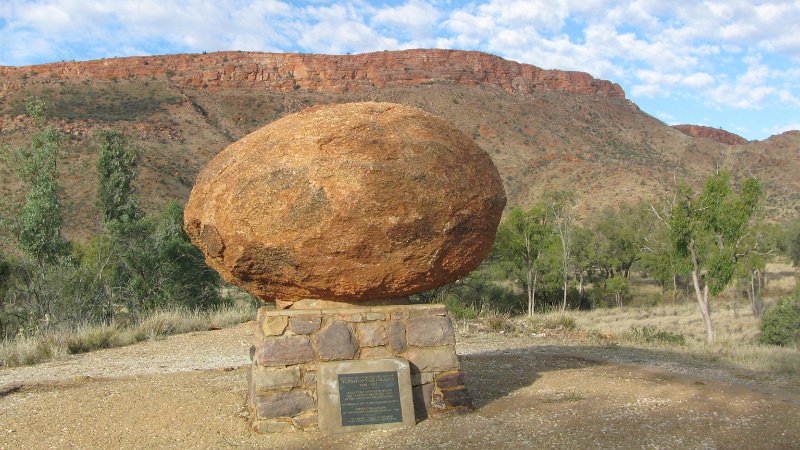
xmin=673 ymin=125 xmax=748 ymax=145
xmin=0 ymin=49 xmax=625 ymax=98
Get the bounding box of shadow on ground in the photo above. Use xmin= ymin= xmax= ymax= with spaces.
xmin=459 ymin=340 xmax=800 ymax=408
xmin=459 ymin=346 xmax=600 ymax=408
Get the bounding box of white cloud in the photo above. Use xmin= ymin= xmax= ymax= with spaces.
xmin=631 ymin=84 xmax=662 ymax=97
xmin=1 ymin=0 xmax=799 ymax=139
xmin=711 ymin=83 xmax=776 ymax=109
xmin=779 ymin=90 xmax=800 ymax=106
xmin=371 ymin=0 xmax=441 ymax=41
xmin=655 ymin=110 xmax=675 ymax=123
xmin=0 ymin=0 xmax=303 ymax=63
xmin=682 ymin=72 xmax=714 ymax=89
xmin=297 ymin=3 xmax=400 ymax=54
xmin=436 ymin=0 xmax=800 ymax=117
xmin=474 ymin=0 xmax=571 ymax=32
xmin=780 ymin=123 xmax=800 ymax=132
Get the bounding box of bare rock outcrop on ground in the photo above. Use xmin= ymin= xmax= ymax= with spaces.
xmin=184 ymin=102 xmax=506 ymax=303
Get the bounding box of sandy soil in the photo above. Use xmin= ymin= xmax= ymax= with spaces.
xmin=1 ymin=322 xmax=798 ymax=449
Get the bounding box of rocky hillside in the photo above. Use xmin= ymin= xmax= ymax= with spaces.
xmin=672 ymin=125 xmax=748 ymax=145
xmin=0 ymin=49 xmax=797 ymax=242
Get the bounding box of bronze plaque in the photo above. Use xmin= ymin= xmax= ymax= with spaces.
xmin=337 ymin=371 xmax=402 ymax=426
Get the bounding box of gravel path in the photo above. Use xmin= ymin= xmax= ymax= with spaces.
xmin=1 ymin=322 xmax=798 ymax=449
xmin=0 ymin=322 xmax=254 ymax=389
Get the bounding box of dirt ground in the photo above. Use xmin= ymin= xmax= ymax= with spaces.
xmin=1 ymin=322 xmax=798 ymax=449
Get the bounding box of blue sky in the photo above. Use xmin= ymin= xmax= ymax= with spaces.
xmin=1 ymin=0 xmax=799 ymax=140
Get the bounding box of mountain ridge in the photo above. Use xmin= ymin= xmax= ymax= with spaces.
xmin=0 ymin=49 xmax=625 ymax=99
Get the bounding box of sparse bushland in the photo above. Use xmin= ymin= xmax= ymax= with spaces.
xmin=430 ymin=172 xmax=790 ymax=345
xmin=423 ymin=178 xmax=796 ymax=374
xmin=0 ymin=98 xmax=248 ymax=365
xmin=2 ymin=80 xmax=181 ymax=123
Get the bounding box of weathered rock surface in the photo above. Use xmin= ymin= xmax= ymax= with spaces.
xmin=316 ymin=321 xmax=358 ymax=361
xmin=672 ymin=125 xmax=748 ymax=145
xmin=184 ymin=102 xmax=506 ymax=303
xmin=256 ymin=336 xmax=314 ymax=366
xmin=0 ymin=49 xmax=626 ymax=98
xmin=254 ymin=390 xmax=315 ymax=419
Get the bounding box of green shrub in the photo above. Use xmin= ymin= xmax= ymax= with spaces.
xmin=759 ymin=294 xmax=800 ymax=347
xmin=630 ymin=326 xmax=686 ymax=345
xmin=443 ymin=296 xmax=479 ymax=320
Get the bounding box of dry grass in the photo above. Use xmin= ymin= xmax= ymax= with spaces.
xmin=0 ymin=301 xmax=256 ymax=368
xmin=534 ymin=300 xmax=800 ymax=375
xmin=565 ymin=302 xmax=762 ymax=342
xmin=0 ymin=332 xmax=70 ymax=367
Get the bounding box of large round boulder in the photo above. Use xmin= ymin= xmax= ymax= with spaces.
xmin=184 ymin=102 xmax=506 ymax=303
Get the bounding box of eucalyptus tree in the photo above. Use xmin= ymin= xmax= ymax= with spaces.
xmin=1 ymin=96 xmax=69 ymax=266
xmin=544 ymin=190 xmax=577 ymax=312
xmin=0 ymin=97 xmax=70 ymax=332
xmin=734 ymin=223 xmax=781 ymax=316
xmin=96 ymin=130 xmax=143 ymax=231
xmin=595 ymin=203 xmax=653 ymax=279
xmin=493 ymin=204 xmax=552 ymax=316
xmin=667 ymin=172 xmax=763 ymax=341
xmin=569 ymin=225 xmax=602 ymax=302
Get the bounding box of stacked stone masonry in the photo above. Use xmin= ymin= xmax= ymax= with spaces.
xmin=248 ymin=304 xmax=472 ymax=433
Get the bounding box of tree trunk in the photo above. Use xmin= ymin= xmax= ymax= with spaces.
xmin=529 ymin=271 xmax=538 ymax=317
xmin=748 ymin=270 xmax=757 ymax=315
xmin=757 ymin=269 xmax=764 ymax=291
xmin=672 ymin=273 xmax=678 ymax=303
xmin=689 ymin=239 xmax=715 ymax=342
xmin=526 ymin=264 xmax=534 ymax=317
xmin=525 ymin=235 xmax=534 ymax=317
xmin=750 ymin=269 xmax=764 ymax=316
xmin=561 ymin=279 xmax=568 ymax=312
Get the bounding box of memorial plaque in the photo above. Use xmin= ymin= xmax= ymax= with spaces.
xmin=318 ymin=358 xmax=415 ymax=433
xmin=338 ymin=371 xmax=403 ymax=426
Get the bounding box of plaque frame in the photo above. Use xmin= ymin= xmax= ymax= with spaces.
xmin=317 ymin=358 xmax=416 ymax=434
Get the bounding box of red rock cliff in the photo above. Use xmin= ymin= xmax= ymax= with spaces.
xmin=0 ymin=49 xmax=625 ymax=98
xmin=673 ymin=125 xmax=748 ymax=145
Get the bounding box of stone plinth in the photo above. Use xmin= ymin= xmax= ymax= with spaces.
xmin=247 ymin=304 xmax=472 ymax=433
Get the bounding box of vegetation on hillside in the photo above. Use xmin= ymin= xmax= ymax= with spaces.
xmin=0 ymin=98 xmax=238 ymax=352
xmin=0 ymin=93 xmax=797 ymax=368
